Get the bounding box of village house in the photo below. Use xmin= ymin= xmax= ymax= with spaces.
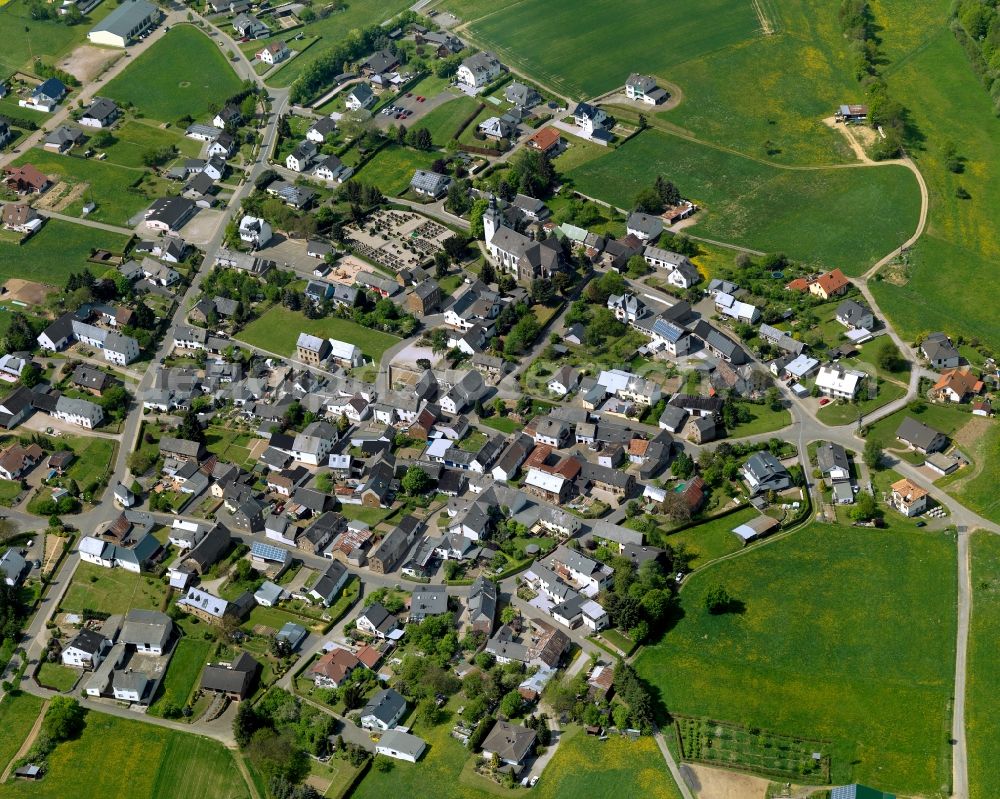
xmin=625 ymin=73 xmax=668 ymax=104
xmin=920 ymin=333 xmax=961 ymax=369
xmin=808 ymin=268 xmax=851 ymax=300
xmin=741 ymin=451 xmax=792 ymax=495
xmin=457 ymin=51 xmax=502 ymax=88
xmin=895 ymin=417 xmax=947 ymax=454
xmin=256 ymin=40 xmax=289 ymax=65
xmin=931 ymin=368 xmax=983 ymax=403
xmin=890 ymin=477 xmax=929 ymax=517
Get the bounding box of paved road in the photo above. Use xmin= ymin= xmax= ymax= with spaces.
xmin=39 ymin=210 xmax=135 ymax=236
xmin=952 ymin=528 xmax=971 ymax=799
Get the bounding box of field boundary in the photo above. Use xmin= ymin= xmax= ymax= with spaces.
xmin=0 ymin=698 xmax=49 ymax=783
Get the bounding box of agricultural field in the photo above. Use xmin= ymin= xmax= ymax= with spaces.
xmin=103 ymin=25 xmax=243 ymax=122
xmin=0 ymin=220 xmax=130 ymax=286
xmin=968 ymin=533 xmax=1000 ymax=799
xmin=635 ymin=522 xmax=956 ymax=794
xmin=237 ymin=306 xmax=400 ymax=362
xmin=2 ymin=708 xmax=250 ymax=799
xmin=455 ymin=0 xmax=757 ymax=100
xmin=59 ymin=562 xmax=169 ymax=616
xmin=353 ymin=145 xmax=440 ymax=196
xmin=565 ymin=130 xmax=921 ymax=275
xmin=148 ymin=638 xmax=214 ymax=717
xmin=867 ymin=0 xmax=1000 ymax=353
xmin=262 ymin=0 xmax=413 ymax=88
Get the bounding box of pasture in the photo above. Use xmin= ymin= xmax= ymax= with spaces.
xmin=866 ymin=2 xmax=1000 ymax=352
xmin=660 ymin=506 xmax=758 ymax=569
xmin=635 ymin=522 xmax=956 ymax=794
xmin=3 ymin=708 xmax=250 ymax=799
xmin=59 ymin=562 xmax=169 ymax=616
xmin=0 ymin=220 xmax=131 ymax=286
xmin=103 ymin=25 xmax=242 ymax=122
xmin=968 ymin=533 xmax=1000 ymax=799
xmin=565 ymin=129 xmax=921 ymax=275
xmin=237 ymin=306 xmax=400 ymax=362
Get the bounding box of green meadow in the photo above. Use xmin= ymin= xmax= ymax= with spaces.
xmin=636 ymin=522 xmax=956 ymax=795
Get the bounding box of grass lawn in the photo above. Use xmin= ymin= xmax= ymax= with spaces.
xmin=244 ymin=604 xmax=324 ymax=634
xmin=103 ymin=25 xmax=242 ymax=122
xmin=0 ymin=692 xmax=44 ymax=771
xmin=866 ymin=3 xmax=1000 ymax=353
xmin=353 ymin=145 xmax=440 ymax=196
xmin=10 ymin=149 xmax=168 ymax=227
xmin=60 ymin=562 xmax=169 ymax=616
xmin=0 ymin=220 xmax=131 ymax=286
xmin=0 ymin=479 xmax=22 ymax=507
xmin=727 ymin=404 xmax=792 ymax=437
xmin=36 ymin=662 xmax=81 ymax=692
xmin=63 ymin=436 xmax=117 ymax=486
xmin=204 ymin=425 xmax=256 ymax=466
xmin=565 ymin=129 xmax=921 ymax=275
xmin=148 ymin=637 xmax=214 ymax=716
xmin=338 ymin=504 xmax=393 ymax=527
xmin=100 ymin=119 xmax=202 ymax=168
xmin=416 ymin=95 xmax=481 ymax=146
xmin=237 ymin=306 xmax=400 ymax=362
xmin=6 ymin=707 xmax=250 ymax=799
xmin=815 ymin=380 xmax=907 ymax=426
xmin=660 ymin=506 xmax=757 ymax=569
xmin=968 ymin=532 xmax=1000 ymax=799
xmin=479 ymin=416 xmax=518 ymax=434
xmin=636 ymin=522 xmax=956 ymax=794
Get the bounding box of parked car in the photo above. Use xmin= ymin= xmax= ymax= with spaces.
xmin=819 ymin=397 xmax=830 ymax=405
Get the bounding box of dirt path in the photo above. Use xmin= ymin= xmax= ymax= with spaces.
xmin=231 ymin=747 xmax=262 ymax=799
xmin=0 ymin=698 xmax=49 ymax=783
xmin=821 ymin=116 xmax=873 ymax=163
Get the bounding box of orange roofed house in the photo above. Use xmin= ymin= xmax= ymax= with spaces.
xmin=890 ymin=478 xmax=929 ymax=517
xmin=525 ymin=127 xmax=564 ymax=155
xmin=808 ymin=268 xmax=851 ymax=300
xmin=931 ymin=368 xmax=983 ymax=404
xmin=5 ymin=164 xmax=50 ymax=195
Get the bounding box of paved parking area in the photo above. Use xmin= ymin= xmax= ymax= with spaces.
xmin=371 ymin=87 xmax=461 ymax=130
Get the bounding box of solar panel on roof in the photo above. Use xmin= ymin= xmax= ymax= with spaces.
xmin=251 ymin=541 xmax=287 ymax=562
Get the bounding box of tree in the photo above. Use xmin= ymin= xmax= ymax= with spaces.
xmin=863 ymin=436 xmax=883 ymax=470
xmin=4 ymin=312 xmax=37 ymax=352
xmin=42 ymin=697 xmax=86 ymax=742
xmin=876 ymin=339 xmax=905 ymax=373
xmin=671 ymin=451 xmax=694 ymax=479
xmin=626 ymin=253 xmax=650 ymax=277
xmin=500 ymin=605 xmax=518 ymax=625
xmin=469 ymin=198 xmax=489 ymax=239
xmin=633 ymin=187 xmax=663 ymax=214
xmin=705 ymin=586 xmax=735 ymax=615
xmin=499 ymin=690 xmax=522 ymax=719
xmin=177 ymin=408 xmax=205 ymax=444
xmin=446 ymin=180 xmax=470 ymax=215
xmin=851 ymin=490 xmax=880 ymax=522
xmin=401 ymin=466 xmax=431 ymax=495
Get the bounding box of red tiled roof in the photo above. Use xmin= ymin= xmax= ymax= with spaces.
xmin=812 ymin=268 xmax=849 ymax=295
